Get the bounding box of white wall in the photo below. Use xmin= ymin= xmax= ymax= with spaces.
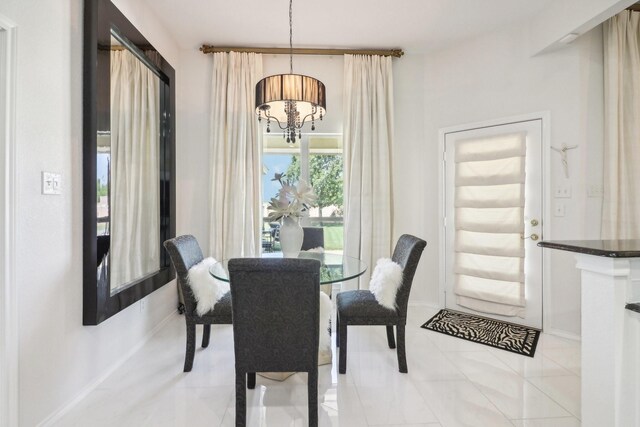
xmin=392 ymin=54 xmax=431 ymax=303
xmin=0 ymin=0 xmax=180 ymax=424
xmin=413 ymin=23 xmax=605 ymax=336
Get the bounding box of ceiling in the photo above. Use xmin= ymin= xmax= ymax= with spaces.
xmin=143 ymin=0 xmax=555 ymax=53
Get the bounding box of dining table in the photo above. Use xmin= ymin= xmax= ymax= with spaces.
xmin=208 ymin=251 xmax=367 ymax=285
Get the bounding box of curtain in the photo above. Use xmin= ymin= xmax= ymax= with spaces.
xmin=110 ymin=49 xmax=160 ymax=289
xmin=453 ymin=133 xmax=526 ymax=317
xmin=343 ymin=55 xmax=394 ymax=289
xmin=602 ymin=11 xmax=640 ymax=239
xmin=209 ymin=52 xmax=262 ymax=259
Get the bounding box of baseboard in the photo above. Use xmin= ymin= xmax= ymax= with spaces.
xmin=545 ymin=328 xmax=581 ymax=342
xmin=408 ymin=301 xmax=441 ymax=310
xmin=38 ymin=309 xmax=178 ymax=427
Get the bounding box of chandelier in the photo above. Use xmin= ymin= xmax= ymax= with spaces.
xmin=255 ymin=0 xmax=326 ymax=144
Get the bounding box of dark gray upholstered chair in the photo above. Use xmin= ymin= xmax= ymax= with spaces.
xmin=163 ymin=235 xmax=232 ymax=372
xmin=301 ymin=227 xmax=325 ymax=251
xmin=336 ymin=234 xmax=426 ymax=374
xmin=228 ymin=258 xmax=321 ymax=427
xmin=302 ymin=226 xmax=331 ymax=297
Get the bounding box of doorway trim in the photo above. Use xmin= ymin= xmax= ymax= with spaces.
xmin=0 ymin=14 xmax=19 ymax=427
xmin=438 ymin=112 xmax=551 ymax=330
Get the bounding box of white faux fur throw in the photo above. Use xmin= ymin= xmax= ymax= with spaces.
xmin=369 ymin=258 xmax=403 ymax=310
xmin=319 ymin=291 xmax=332 ymax=351
xmin=307 ymin=246 xmax=331 ymax=350
xmin=187 ymin=257 xmax=230 ymax=316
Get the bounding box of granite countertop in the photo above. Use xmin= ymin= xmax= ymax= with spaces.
xmin=537 ymin=240 xmax=640 ymax=258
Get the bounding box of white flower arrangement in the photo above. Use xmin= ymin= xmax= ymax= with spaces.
xmin=267 ymin=173 xmax=317 ymax=222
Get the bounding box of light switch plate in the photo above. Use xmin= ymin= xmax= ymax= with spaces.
xmin=554 ymin=185 xmax=572 ymax=198
xmin=42 ymin=172 xmax=62 ymax=195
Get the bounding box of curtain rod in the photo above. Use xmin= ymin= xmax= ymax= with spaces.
xmin=100 ymin=45 xmax=156 ymax=51
xmin=199 ymin=44 xmax=404 ymax=58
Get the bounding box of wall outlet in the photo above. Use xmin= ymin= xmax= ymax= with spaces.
xmin=554 ymin=185 xmax=571 ymax=198
xmin=554 ymin=202 xmax=566 ymax=217
xmin=587 ymin=184 xmax=603 ymax=198
xmin=42 ymin=172 xmax=62 ymax=195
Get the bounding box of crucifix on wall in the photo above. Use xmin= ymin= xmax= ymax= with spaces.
xmin=551 ymin=144 xmax=578 ymax=178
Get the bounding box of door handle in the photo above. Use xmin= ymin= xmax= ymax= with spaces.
xmin=521 ymin=233 xmax=539 ymax=241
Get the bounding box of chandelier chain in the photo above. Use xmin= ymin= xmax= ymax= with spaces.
xmin=289 ymin=0 xmax=293 ymax=74
xmin=255 ymin=0 xmax=325 ymax=144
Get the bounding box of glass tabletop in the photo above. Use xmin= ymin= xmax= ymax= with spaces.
xmin=209 ymin=252 xmax=367 ymax=284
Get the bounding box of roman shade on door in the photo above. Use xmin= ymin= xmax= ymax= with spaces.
xmin=453 ymin=132 xmax=526 ymax=317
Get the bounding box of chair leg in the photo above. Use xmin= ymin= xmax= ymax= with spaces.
xmin=396 ymin=324 xmax=408 ymax=373
xmin=202 ymin=324 xmax=211 ymax=348
xmin=247 ymin=372 xmax=256 ymax=389
xmin=386 ymin=325 xmax=396 ymax=349
xmin=335 ymin=313 xmax=340 ymax=348
xmin=338 ymin=321 xmax=348 ymax=374
xmin=235 ymin=371 xmax=247 ymax=427
xmin=308 ymin=368 xmax=318 ymax=427
xmin=184 ymin=321 xmax=196 ymax=372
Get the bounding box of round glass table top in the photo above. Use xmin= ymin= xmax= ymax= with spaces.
xmin=209 ymin=252 xmax=367 ymax=284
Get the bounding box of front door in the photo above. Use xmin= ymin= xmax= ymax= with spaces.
xmin=444 ymin=119 xmax=543 ymax=329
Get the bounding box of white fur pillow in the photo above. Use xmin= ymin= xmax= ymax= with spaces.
xmin=319 ymin=291 xmax=332 ymax=351
xmin=187 ymin=257 xmax=230 ymax=316
xmin=369 ymin=258 xmax=403 ymax=310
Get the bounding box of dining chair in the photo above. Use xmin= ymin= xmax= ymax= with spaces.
xmin=163 ymin=235 xmax=232 ymax=372
xmin=336 ymin=234 xmax=426 ymax=374
xmin=301 ymin=226 xmax=332 ymax=298
xmin=228 ymin=258 xmax=321 ymax=427
xmin=301 ymin=226 xmax=325 ymax=250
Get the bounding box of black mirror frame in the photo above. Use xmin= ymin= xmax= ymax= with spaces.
xmin=82 ymin=0 xmax=176 ymax=325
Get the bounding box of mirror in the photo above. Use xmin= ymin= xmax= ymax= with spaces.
xmin=84 ymin=0 xmax=175 ymax=325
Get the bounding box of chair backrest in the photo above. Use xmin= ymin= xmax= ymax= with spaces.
xmin=228 ymin=258 xmax=321 ymax=373
xmin=301 ymin=227 xmax=324 ymax=250
xmin=391 ymin=234 xmax=427 ymax=321
xmin=163 ymin=235 xmax=204 ymax=316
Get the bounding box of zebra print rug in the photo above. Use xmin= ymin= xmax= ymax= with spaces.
xmin=421 ymin=309 xmax=541 ymax=357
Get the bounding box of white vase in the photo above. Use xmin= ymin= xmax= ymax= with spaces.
xmin=279 ymin=216 xmax=303 ymax=257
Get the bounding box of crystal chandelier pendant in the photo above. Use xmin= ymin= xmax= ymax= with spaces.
xmin=255 ymin=0 xmax=326 ymax=144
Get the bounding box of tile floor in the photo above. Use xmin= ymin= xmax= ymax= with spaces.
xmin=54 ymin=306 xmax=581 ymax=426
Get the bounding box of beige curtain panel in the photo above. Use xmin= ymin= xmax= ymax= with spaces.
xmin=109 ymin=49 xmax=160 ymax=290
xmin=453 ymin=132 xmax=526 ymax=317
xmin=343 ymin=54 xmax=395 ymax=290
xmin=602 ymin=11 xmax=640 ymax=239
xmin=209 ymin=52 xmax=263 ymax=259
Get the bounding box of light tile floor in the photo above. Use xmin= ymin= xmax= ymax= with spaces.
xmin=54 ymin=306 xmax=581 ymax=426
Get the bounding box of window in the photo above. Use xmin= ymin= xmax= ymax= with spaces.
xmin=262 ymin=135 xmax=344 ymax=254
xmin=96 ymin=141 xmax=110 ymax=236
